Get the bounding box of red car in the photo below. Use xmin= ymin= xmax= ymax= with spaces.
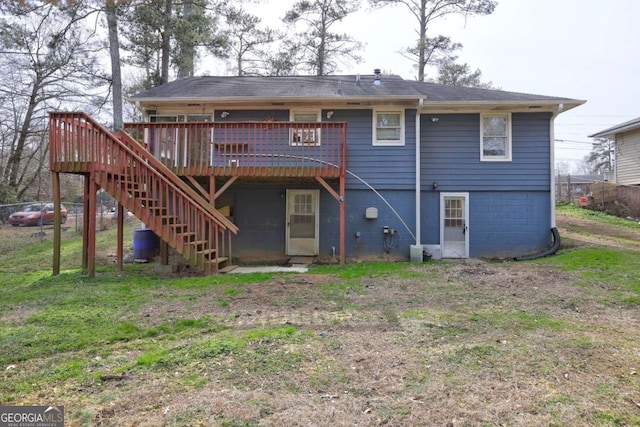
xmin=8 ymin=203 xmax=67 ymax=226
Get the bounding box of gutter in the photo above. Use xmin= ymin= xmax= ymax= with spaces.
xmin=550 ymin=103 xmax=564 ymax=228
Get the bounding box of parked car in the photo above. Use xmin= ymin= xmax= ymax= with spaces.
xmin=8 ymin=203 xmax=67 ymax=226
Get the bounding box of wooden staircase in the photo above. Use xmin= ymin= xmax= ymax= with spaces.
xmin=49 ymin=112 xmax=238 ymax=275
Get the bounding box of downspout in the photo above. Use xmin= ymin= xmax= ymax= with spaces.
xmin=410 ymin=97 xmax=425 ymax=262
xmin=515 ymin=103 xmax=564 ymax=261
xmin=415 ymin=98 xmax=424 ymax=245
xmin=550 ymin=103 xmax=564 ymax=229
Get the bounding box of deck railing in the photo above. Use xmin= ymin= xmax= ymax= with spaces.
xmin=122 ymin=121 xmax=347 ymax=177
xmin=49 ymin=111 xmax=238 ymax=274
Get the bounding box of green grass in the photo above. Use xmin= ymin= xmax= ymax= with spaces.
xmin=541 ymin=247 xmax=640 ymax=301
xmin=557 ymin=204 xmax=640 ymax=232
xmin=1 ymin=218 xmax=640 ymax=424
xmin=309 ymin=261 xmax=423 ymax=279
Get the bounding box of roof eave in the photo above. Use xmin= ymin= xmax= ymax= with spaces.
xmin=419 ymin=99 xmax=584 ymax=111
xmin=128 ymin=95 xmax=426 ymax=104
xmin=589 ymin=121 xmax=640 ymax=139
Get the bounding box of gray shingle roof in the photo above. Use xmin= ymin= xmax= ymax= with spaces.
xmin=130 ymin=74 xmax=583 ymax=106
xmin=589 ymin=116 xmax=640 ymax=138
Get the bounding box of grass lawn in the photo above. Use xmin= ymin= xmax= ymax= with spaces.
xmin=0 ymin=213 xmax=639 ymax=426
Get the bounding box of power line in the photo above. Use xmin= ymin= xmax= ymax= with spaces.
xmin=555 ymin=139 xmax=594 ymax=144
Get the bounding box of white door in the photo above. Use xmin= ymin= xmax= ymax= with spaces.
xmin=286 ymin=189 xmax=319 ymax=256
xmin=440 ymin=193 xmax=469 ymax=258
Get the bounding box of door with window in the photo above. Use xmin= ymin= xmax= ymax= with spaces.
xmin=440 ymin=193 xmax=469 ymax=258
xmin=286 ymin=190 xmax=319 ymax=256
xmin=149 ymin=114 xmax=212 ymax=167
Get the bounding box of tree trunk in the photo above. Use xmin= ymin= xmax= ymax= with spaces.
xmin=417 ymin=0 xmax=427 ymax=82
xmin=7 ymin=77 xmax=40 ymax=189
xmin=177 ymin=0 xmax=194 ymax=78
xmin=105 ymin=0 xmax=123 ymax=130
xmin=317 ymin=18 xmax=326 ymax=76
xmin=161 ymin=0 xmax=172 ymax=84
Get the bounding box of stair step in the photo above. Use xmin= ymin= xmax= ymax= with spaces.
xmin=219 ymin=264 xmax=237 ymax=274
xmin=204 ymin=256 xmax=228 ymax=264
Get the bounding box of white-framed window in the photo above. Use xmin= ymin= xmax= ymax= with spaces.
xmin=373 ymin=109 xmax=405 ymax=146
xmin=290 ymin=109 xmax=321 ymax=146
xmin=480 ymin=113 xmax=512 ymax=161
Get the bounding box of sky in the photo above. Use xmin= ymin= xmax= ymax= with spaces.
xmin=214 ymin=0 xmax=640 ymax=172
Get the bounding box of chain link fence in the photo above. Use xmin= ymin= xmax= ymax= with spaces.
xmin=0 ymin=201 xmax=137 ymax=254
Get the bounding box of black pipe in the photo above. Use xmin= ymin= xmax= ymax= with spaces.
xmin=514 ymin=227 xmax=561 ymax=261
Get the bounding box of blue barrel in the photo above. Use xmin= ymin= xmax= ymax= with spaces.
xmin=133 ymin=228 xmax=160 ymax=260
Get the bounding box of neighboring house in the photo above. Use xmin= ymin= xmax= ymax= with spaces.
xmin=589 ymin=116 xmax=640 ymax=186
xmin=48 ymin=73 xmax=584 ymax=275
xmin=556 ymin=174 xmax=606 ymax=202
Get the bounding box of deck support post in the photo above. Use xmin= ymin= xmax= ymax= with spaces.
xmin=82 ymin=175 xmax=90 ymax=272
xmin=87 ymin=176 xmax=98 ymax=277
xmin=339 ymin=175 xmax=346 ymax=266
xmin=116 ymin=204 xmax=124 ymax=271
xmin=316 ymin=176 xmax=346 ymax=265
xmin=52 ymin=171 xmax=61 ymax=276
xmin=160 ymin=242 xmax=169 ymax=265
xmin=209 ymin=176 xmax=219 ymax=274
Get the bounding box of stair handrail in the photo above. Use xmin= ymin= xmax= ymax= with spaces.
xmin=50 ymin=111 xmax=238 ymax=234
xmin=116 ymin=129 xmax=237 ymax=233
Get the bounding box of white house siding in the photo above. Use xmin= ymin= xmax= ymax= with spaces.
xmin=616 ymin=128 xmax=640 ymax=185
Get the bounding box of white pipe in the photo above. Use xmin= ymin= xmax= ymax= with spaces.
xmin=550 ymin=103 xmax=564 ymax=228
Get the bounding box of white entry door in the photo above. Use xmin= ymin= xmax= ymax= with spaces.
xmin=440 ymin=193 xmax=469 ymax=258
xmin=286 ymin=189 xmax=319 ymax=256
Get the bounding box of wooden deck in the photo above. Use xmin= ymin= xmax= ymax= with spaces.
xmin=48 ymin=112 xmax=347 ymax=275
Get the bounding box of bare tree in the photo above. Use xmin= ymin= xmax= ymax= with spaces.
xmin=0 ymin=1 xmax=105 ymax=201
xmin=574 ymin=157 xmax=596 ymax=176
xmin=222 ymin=6 xmax=277 ymax=76
xmin=370 ymin=0 xmax=497 ymax=81
xmin=283 ymin=0 xmax=363 ymax=76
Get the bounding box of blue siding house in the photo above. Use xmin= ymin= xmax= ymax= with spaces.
xmin=128 ymin=73 xmax=584 ymax=264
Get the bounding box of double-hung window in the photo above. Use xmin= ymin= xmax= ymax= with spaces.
xmin=290 ymin=110 xmax=321 ymax=146
xmin=480 ymin=113 xmax=512 ymax=161
xmin=373 ymin=109 xmax=404 ymax=146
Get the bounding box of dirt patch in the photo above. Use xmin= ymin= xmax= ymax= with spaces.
xmin=15 ymin=259 xmax=633 ymax=426
xmin=557 ymin=212 xmax=640 ymax=251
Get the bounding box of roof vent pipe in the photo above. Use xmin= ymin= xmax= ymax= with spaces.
xmin=356 ymin=74 xmax=361 ymax=86
xmin=374 ymin=69 xmax=381 ymax=86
